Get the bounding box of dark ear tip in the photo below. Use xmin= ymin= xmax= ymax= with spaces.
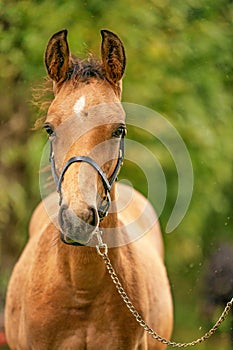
xmin=101 ymin=29 xmax=118 ymax=39
xmin=50 ymin=29 xmax=68 ymax=41
xmin=100 ymin=29 xmax=105 ymax=37
xmin=62 ymin=29 xmax=68 ymax=37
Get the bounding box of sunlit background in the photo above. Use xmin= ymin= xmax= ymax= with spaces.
xmin=0 ymin=0 xmax=232 ymax=349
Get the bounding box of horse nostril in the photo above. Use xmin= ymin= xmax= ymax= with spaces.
xmin=58 ymin=204 xmax=69 ymax=229
xmin=89 ymin=207 xmax=98 ymax=227
xmin=60 ymin=204 xmax=69 ymax=213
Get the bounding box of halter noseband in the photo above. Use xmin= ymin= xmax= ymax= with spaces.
xmin=49 ymin=135 xmax=125 ymax=220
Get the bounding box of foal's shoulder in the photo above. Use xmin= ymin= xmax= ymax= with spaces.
xmin=116 ymin=183 xmax=164 ymax=258
xmin=29 ymin=192 xmax=59 ymax=238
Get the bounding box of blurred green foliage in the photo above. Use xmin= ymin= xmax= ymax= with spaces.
xmin=0 ymin=0 xmax=232 ymax=348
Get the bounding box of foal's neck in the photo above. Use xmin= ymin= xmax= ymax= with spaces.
xmin=56 ymin=185 xmax=119 ymax=288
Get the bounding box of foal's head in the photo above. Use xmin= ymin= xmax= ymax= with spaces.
xmin=44 ymin=29 xmax=126 ymax=246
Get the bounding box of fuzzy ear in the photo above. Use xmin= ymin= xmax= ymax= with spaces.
xmin=101 ymin=30 xmax=126 ymax=84
xmin=45 ymin=29 xmax=70 ymax=84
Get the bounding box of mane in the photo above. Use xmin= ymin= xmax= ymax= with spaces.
xmin=33 ymin=55 xmax=105 ymax=129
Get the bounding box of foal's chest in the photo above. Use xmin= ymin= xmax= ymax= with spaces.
xmin=26 ymin=281 xmax=144 ymax=349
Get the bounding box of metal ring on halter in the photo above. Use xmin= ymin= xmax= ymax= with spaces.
xmin=95 ymin=230 xmax=108 ymax=255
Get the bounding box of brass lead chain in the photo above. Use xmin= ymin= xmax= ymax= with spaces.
xmin=96 ymin=246 xmax=233 ymax=348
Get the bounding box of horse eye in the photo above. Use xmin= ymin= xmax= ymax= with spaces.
xmin=44 ymin=124 xmax=55 ymax=136
xmin=112 ymin=126 xmax=127 ymax=138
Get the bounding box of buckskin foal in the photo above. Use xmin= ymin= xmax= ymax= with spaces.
xmin=5 ymin=29 xmax=173 ymax=349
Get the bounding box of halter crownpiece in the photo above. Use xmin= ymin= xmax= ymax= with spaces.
xmin=49 ymin=134 xmax=125 ymax=220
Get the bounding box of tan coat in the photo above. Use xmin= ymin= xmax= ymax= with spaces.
xmin=5 ymin=29 xmax=173 ymax=349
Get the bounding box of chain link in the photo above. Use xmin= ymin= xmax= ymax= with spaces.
xmin=96 ymin=237 xmax=233 ymax=348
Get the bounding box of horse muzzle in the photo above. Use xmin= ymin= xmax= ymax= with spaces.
xmin=58 ymin=204 xmax=99 ymax=246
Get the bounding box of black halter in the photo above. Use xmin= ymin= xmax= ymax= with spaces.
xmin=49 ymin=135 xmax=125 ymax=220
